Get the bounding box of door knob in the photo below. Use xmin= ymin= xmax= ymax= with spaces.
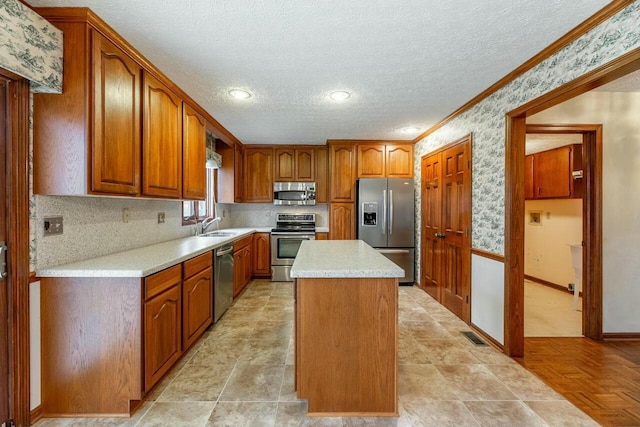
xmin=435 ymin=232 xmax=445 ymax=239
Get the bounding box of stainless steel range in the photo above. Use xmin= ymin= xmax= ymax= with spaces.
xmin=271 ymin=213 xmax=316 ymax=282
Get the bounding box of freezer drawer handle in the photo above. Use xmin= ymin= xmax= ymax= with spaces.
xmin=435 ymin=232 xmax=446 ymax=239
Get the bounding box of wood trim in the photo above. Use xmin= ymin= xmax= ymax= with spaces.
xmin=602 ymin=333 xmax=640 ymax=340
xmin=471 ymin=248 xmax=504 ymax=263
xmin=6 ymin=78 xmax=31 ymax=426
xmin=504 ymin=115 xmax=527 ymax=357
xmin=470 ymin=323 xmax=504 ymax=351
xmin=34 ymin=7 xmax=242 ymax=147
xmin=29 ymin=271 xmax=39 ymax=283
xmin=29 ymin=405 xmax=43 ymax=425
xmin=326 ymin=139 xmax=412 ymax=145
xmin=411 ymin=0 xmax=634 ymax=143
xmin=524 ymin=274 xmax=582 ymax=297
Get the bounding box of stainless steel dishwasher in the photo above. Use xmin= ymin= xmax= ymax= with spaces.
xmin=213 ymin=244 xmax=234 ymax=322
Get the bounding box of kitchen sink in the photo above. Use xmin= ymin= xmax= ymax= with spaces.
xmin=198 ymin=231 xmax=236 ymax=238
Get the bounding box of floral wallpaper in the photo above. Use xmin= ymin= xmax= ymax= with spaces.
xmin=414 ymin=1 xmax=640 ymax=272
xmin=0 ymin=0 xmax=62 ymax=93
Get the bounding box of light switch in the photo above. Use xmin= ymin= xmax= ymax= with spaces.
xmin=44 ymin=216 xmax=63 ymax=236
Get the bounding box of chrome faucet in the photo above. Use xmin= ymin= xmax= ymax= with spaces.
xmin=199 ymin=216 xmax=221 ymax=235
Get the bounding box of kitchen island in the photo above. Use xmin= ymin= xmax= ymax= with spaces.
xmin=290 ymin=240 xmax=404 ymax=417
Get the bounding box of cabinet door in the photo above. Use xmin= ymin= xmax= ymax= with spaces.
xmin=142 ymin=72 xmax=182 ymax=198
xmin=253 ymin=233 xmax=271 ymax=276
xmin=329 ymin=144 xmax=357 ymax=202
xmin=244 ymin=148 xmax=274 ymax=202
xmin=329 ymin=203 xmax=355 ymax=240
xmin=295 ymin=149 xmax=315 ymax=181
xmin=91 ymin=31 xmax=141 ymax=195
xmin=524 ymin=154 xmax=535 ymax=200
xmin=535 ymin=146 xmax=572 ymax=198
xmin=182 ymin=267 xmax=213 ymax=350
xmin=182 ymin=103 xmax=207 ymax=200
xmin=357 ymin=144 xmax=386 ymax=178
xmin=315 ymin=147 xmax=328 ymax=203
xmin=275 ymin=149 xmax=295 ymax=181
xmin=386 ymin=144 xmax=414 ymax=178
xmin=315 ymin=232 xmax=329 ymax=240
xmin=144 ymin=284 xmax=182 ymax=392
xmin=234 ymin=144 xmax=244 ymax=202
xmin=244 ymin=246 xmax=253 ymax=287
xmin=233 ymin=250 xmax=245 ymax=297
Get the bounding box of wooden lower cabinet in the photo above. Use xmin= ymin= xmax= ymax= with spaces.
xmin=329 ymin=203 xmax=355 ymax=240
xmin=315 ymin=232 xmax=329 ymax=240
xmin=40 ymin=253 xmax=213 ymax=416
xmin=144 ymin=283 xmax=182 ymax=392
xmin=234 ymin=235 xmax=254 ymax=297
xmin=253 ymin=232 xmax=271 ymax=277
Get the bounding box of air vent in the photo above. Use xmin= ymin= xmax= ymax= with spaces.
xmin=461 ymin=331 xmax=488 ymax=346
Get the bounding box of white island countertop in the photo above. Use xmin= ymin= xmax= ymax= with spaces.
xmin=36 ymin=227 xmax=269 ymax=278
xmin=290 ymin=240 xmax=404 ymax=278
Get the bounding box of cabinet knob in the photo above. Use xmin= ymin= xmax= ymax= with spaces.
xmin=435 ymin=232 xmax=445 ymax=239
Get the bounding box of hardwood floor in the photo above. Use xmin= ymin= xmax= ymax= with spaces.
xmin=517 ymin=337 xmax=640 ymax=427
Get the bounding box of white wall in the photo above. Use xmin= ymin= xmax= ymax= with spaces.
xmin=529 ymin=91 xmax=640 ymax=333
xmin=471 ymin=254 xmax=504 ymax=345
xmin=525 ymin=199 xmax=582 ymax=287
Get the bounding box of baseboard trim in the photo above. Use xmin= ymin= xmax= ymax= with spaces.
xmin=602 ymin=332 xmax=640 ymax=340
xmin=470 ymin=322 xmax=504 ymax=351
xmin=524 ymin=274 xmax=582 ymax=297
xmin=30 ymin=405 xmax=43 ymax=425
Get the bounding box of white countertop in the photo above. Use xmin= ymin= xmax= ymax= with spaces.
xmin=290 ymin=240 xmax=404 ymax=278
xmin=36 ymin=228 xmax=268 ymax=278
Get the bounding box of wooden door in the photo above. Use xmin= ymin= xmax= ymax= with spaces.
xmin=142 ymin=72 xmax=182 ymax=198
xmin=440 ymin=142 xmax=471 ymax=322
xmin=253 ymin=233 xmax=271 ymax=276
xmin=329 ymin=203 xmax=355 ymax=240
xmin=329 ymin=144 xmax=356 ymax=202
xmin=275 ymin=148 xmax=295 ymax=181
xmin=420 ymin=152 xmax=442 ymax=300
xmin=0 ymin=78 xmax=8 ymax=427
xmin=182 ymin=267 xmax=213 ymax=349
xmin=182 ymin=103 xmax=207 ymax=200
xmin=295 ymin=149 xmax=315 ymax=181
xmin=244 ymin=147 xmax=273 ymax=202
xmin=357 ymin=144 xmax=386 ymax=178
xmin=386 ymin=144 xmax=414 ymax=178
xmin=144 ymin=284 xmax=182 ymax=391
xmin=91 ymin=31 xmax=141 ymax=195
xmin=315 ymin=147 xmax=328 ymax=203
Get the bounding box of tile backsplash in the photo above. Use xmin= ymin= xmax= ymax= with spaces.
xmin=218 ymin=203 xmax=328 ymax=228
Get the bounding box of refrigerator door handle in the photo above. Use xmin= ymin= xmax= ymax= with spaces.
xmin=382 ymin=189 xmax=387 ymax=235
xmin=389 ymin=189 xmax=393 ymax=235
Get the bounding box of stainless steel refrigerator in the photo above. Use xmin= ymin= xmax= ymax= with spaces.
xmin=357 ymin=178 xmax=415 ymax=283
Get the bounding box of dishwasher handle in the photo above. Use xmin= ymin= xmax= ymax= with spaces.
xmin=216 ymin=246 xmax=234 ymax=256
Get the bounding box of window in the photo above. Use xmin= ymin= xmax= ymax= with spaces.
xmin=182 ymin=169 xmax=215 ymax=225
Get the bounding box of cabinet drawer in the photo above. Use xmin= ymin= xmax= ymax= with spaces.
xmin=145 ymin=264 xmax=182 ymax=300
xmin=234 ymin=235 xmax=253 ymax=252
xmin=183 ymin=251 xmax=212 ymax=279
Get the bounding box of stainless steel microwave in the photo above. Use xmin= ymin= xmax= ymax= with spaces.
xmin=273 ymin=182 xmax=316 ymax=206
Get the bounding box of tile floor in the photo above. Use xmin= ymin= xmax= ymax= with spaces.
xmin=524 ymin=280 xmax=582 ymax=337
xmin=34 ymin=280 xmax=599 ymax=427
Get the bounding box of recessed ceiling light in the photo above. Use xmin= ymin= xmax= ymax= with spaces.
xmin=228 ymin=89 xmax=252 ymax=100
xmin=400 ymin=126 xmax=421 ymax=134
xmin=329 ymin=91 xmax=351 ymax=101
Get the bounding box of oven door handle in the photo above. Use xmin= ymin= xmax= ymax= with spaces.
xmin=271 ymin=232 xmax=316 ymax=239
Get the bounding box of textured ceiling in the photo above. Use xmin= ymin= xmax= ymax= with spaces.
xmin=28 ymin=0 xmax=611 ymax=145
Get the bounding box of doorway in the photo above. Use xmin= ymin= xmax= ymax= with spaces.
xmin=1 ymin=76 xmax=9 ymax=427
xmin=420 ymin=134 xmax=472 ymax=323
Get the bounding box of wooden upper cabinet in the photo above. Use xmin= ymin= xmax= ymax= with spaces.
xmin=386 ymin=144 xmax=414 ymax=178
xmin=315 ymin=147 xmax=328 ymax=203
xmin=142 ymin=72 xmax=183 ymax=198
xmin=274 ymin=148 xmax=315 ymax=182
xmin=527 ymin=144 xmax=582 ymax=200
xmin=357 ymin=145 xmax=386 ymax=178
xmin=91 ymin=31 xmax=141 ymax=195
xmin=329 ymin=144 xmax=357 ymax=202
xmin=244 ymin=147 xmax=274 ymax=202
xmin=234 ymin=144 xmax=244 ymax=202
xmin=357 ymin=143 xmax=414 ymax=179
xmin=182 ymin=103 xmax=207 ymax=200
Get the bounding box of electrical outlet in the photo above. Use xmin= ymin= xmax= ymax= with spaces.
xmin=157 ymin=212 xmax=165 ymax=224
xmin=44 ymin=216 xmax=63 ymax=236
xmin=122 ymin=208 xmax=130 ymax=223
